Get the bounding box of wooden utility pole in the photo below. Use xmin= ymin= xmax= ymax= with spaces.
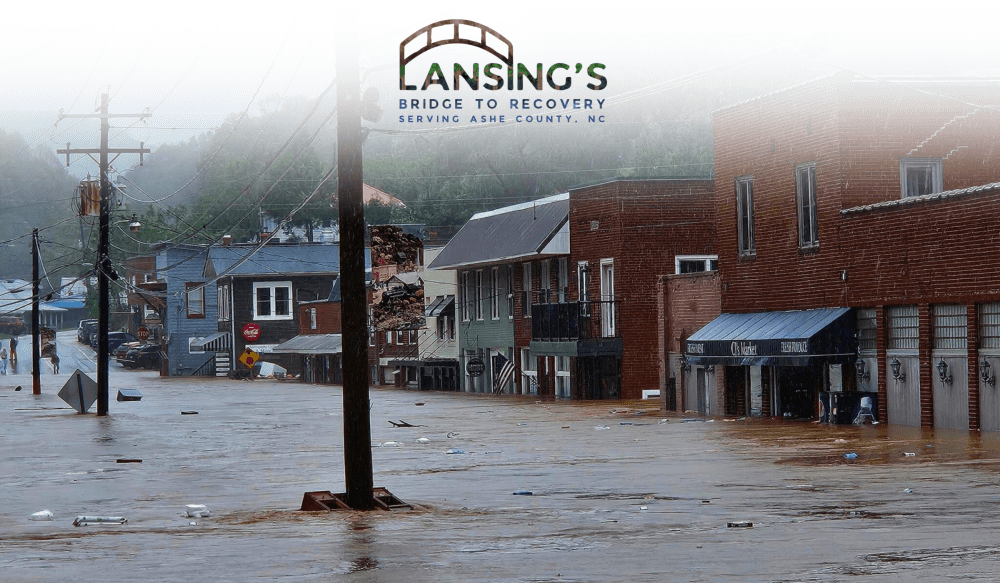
xmin=31 ymin=228 xmax=40 ymax=394
xmin=58 ymin=94 xmax=149 ymax=416
xmin=337 ymin=33 xmax=375 ymax=510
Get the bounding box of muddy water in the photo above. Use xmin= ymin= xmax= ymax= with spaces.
xmin=3 ymin=373 xmax=1000 ymax=581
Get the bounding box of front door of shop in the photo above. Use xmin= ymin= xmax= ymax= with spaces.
xmin=697 ymin=368 xmax=709 ymax=415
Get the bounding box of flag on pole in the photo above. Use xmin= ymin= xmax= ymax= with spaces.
xmin=493 ymin=353 xmax=516 ymax=395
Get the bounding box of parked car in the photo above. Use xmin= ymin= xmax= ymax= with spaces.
xmin=77 ymin=319 xmax=98 ymax=343
xmin=114 ymin=341 xmax=141 ymax=361
xmin=91 ymin=331 xmax=137 ymax=355
xmin=117 ymin=344 xmax=161 ymax=370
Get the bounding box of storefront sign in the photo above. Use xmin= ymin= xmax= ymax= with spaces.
xmin=242 ymin=323 xmax=262 ymax=342
xmin=730 ymin=341 xmax=758 ymax=357
xmin=466 ymin=358 xmax=485 ymax=377
xmin=686 ymin=342 xmax=704 ymax=354
xmin=780 ymin=341 xmax=809 ymax=353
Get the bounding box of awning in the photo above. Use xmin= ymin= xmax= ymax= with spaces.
xmin=684 ymin=307 xmax=856 ymax=366
xmin=192 ymin=332 xmax=231 ymax=352
xmin=272 ymin=334 xmax=343 ymax=355
xmin=425 ymin=295 xmax=455 ymax=317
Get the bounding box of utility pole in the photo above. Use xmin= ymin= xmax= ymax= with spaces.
xmin=337 ymin=33 xmax=375 ymax=510
xmin=31 ymin=228 xmax=40 ymax=394
xmin=58 ymin=94 xmax=149 ymax=416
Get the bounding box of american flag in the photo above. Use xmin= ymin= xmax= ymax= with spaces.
xmin=493 ymin=353 xmax=516 ymax=395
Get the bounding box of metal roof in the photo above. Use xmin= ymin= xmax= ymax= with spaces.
xmin=425 ymin=294 xmax=455 ymax=317
xmin=687 ymin=308 xmax=851 ymax=343
xmin=427 ymin=193 xmax=569 ymax=270
xmin=205 ymin=244 xmax=360 ymax=278
xmin=271 ymin=333 xmax=343 ymax=355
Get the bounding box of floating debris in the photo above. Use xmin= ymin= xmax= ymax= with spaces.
xmin=594 ymin=425 xmax=610 ymax=430
xmin=73 ymin=516 xmax=127 ymax=526
xmin=844 ymin=452 xmax=858 ymax=460
xmin=185 ymin=504 xmax=211 ymax=518
xmin=903 ymin=452 xmax=916 ymax=457
xmin=445 ymin=449 xmax=467 ymax=455
xmin=727 ymin=521 xmax=753 ymax=528
xmin=512 ymin=490 xmax=533 ymax=496
xmin=447 ymin=431 xmax=460 ymax=438
xmin=29 ymin=510 xmax=53 ymax=521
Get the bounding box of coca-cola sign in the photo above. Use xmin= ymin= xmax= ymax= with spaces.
xmin=242 ymin=323 xmax=262 ymax=342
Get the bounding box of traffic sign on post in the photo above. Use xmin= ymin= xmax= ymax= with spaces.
xmin=136 ymin=326 xmax=150 ymax=342
xmin=240 ymin=348 xmax=260 ymax=369
xmin=58 ymin=370 xmax=98 ymax=414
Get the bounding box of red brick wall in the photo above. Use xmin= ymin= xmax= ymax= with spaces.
xmin=570 ymin=179 xmax=716 ymax=399
xmin=297 ymin=302 xmax=343 ymax=335
xmin=714 ymin=74 xmax=1000 ymax=313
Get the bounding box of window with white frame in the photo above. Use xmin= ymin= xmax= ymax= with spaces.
xmin=933 ymin=304 xmax=967 ymax=350
xmin=558 ymin=258 xmax=568 ymax=303
xmin=887 ymin=305 xmax=919 ymax=350
xmin=540 ymin=259 xmax=551 ymax=303
xmin=253 ymin=281 xmax=292 ymax=320
xmin=856 ymin=307 xmax=877 ymax=354
xmin=522 ymin=262 xmax=532 ymax=318
xmin=461 ymin=271 xmax=472 ymax=321
xmin=796 ymin=163 xmax=818 ymax=248
xmin=309 ymin=307 xmax=317 ymax=330
xmin=217 ymin=284 xmax=231 ymax=322
xmin=520 ymin=347 xmax=537 ymax=394
xmin=900 ymin=157 xmax=943 ymax=198
xmin=675 ymin=255 xmax=719 ymax=274
xmin=981 ymin=303 xmax=1000 ymax=349
xmin=437 ymin=315 xmax=448 ymax=340
xmin=507 ymin=265 xmax=514 ymax=319
xmin=555 ymin=356 xmax=570 ymax=398
xmin=736 ymin=176 xmax=755 ymax=256
xmin=186 ymin=283 xmax=205 ymax=318
xmin=578 ymin=261 xmax=590 ymax=315
xmin=475 ymin=270 xmax=484 ymax=320
xmin=491 ymin=266 xmax=500 ymax=320
xmin=188 ymin=336 xmax=205 ymax=354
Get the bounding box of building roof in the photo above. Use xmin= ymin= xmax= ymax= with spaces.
xmin=204 ymin=244 xmax=358 ymax=278
xmin=427 ymin=193 xmax=569 ymax=270
xmin=841 ymin=181 xmax=1000 ymax=216
xmin=272 ymin=333 xmax=343 ymax=355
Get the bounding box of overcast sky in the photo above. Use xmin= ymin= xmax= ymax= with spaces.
xmin=3 ymin=1 xmax=996 ymax=177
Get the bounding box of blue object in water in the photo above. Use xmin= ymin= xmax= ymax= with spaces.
xmin=844 ymin=452 xmax=858 ymax=460
xmin=512 ymin=490 xmax=533 ymax=496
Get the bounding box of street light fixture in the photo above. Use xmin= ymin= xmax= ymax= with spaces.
xmin=980 ymin=358 xmax=995 ymax=387
xmin=128 ymin=213 xmax=141 ymax=233
xmin=937 ymin=359 xmax=953 ymax=386
xmin=890 ymin=357 xmax=906 ymax=382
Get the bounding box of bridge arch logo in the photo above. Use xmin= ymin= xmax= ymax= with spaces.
xmin=399 ymin=19 xmax=606 ymax=92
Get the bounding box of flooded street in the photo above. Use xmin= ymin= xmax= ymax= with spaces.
xmin=4 ymin=370 xmax=1000 ymax=582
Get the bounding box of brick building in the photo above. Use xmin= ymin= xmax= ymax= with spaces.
xmin=531 ymin=179 xmax=716 ymax=401
xmin=687 ymin=73 xmax=1000 ymax=428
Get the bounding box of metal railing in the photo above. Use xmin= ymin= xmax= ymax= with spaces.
xmin=531 ymin=299 xmax=620 ymax=341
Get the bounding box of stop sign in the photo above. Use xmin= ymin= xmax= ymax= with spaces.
xmin=136 ymin=326 xmax=150 ymax=341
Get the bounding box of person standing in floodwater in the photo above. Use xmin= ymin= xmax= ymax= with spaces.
xmin=9 ymin=335 xmax=17 ymax=365
xmin=0 ymin=343 xmax=8 ymax=374
xmin=50 ymin=353 xmax=59 ymax=374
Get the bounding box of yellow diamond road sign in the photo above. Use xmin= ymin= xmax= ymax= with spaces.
xmin=240 ymin=348 xmax=260 ymax=369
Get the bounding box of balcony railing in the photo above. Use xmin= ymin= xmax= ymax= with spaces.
xmin=531 ymin=299 xmax=620 ymax=341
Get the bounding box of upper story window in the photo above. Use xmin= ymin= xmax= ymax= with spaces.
xmin=253 ymin=281 xmax=292 ymax=320
xmin=557 ymin=258 xmax=568 ymax=303
xmin=186 ymin=283 xmax=205 ymax=319
xmin=461 ymin=271 xmax=472 ymax=322
xmin=736 ymin=176 xmax=755 ymax=256
xmin=490 ymin=267 xmax=500 ymax=320
xmin=308 ymin=307 xmax=317 ymax=330
xmin=522 ymin=262 xmax=532 ymax=318
xmin=675 ymin=255 xmax=719 ymax=274
xmin=475 ymin=270 xmax=484 ymax=320
xmin=540 ymin=259 xmax=551 ymax=303
xmin=900 ymin=157 xmax=943 ymax=198
xmin=507 ymin=265 xmax=514 ymax=320
xmin=796 ymin=163 xmax=818 ymax=248
xmin=217 ymin=284 xmax=231 ymax=322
